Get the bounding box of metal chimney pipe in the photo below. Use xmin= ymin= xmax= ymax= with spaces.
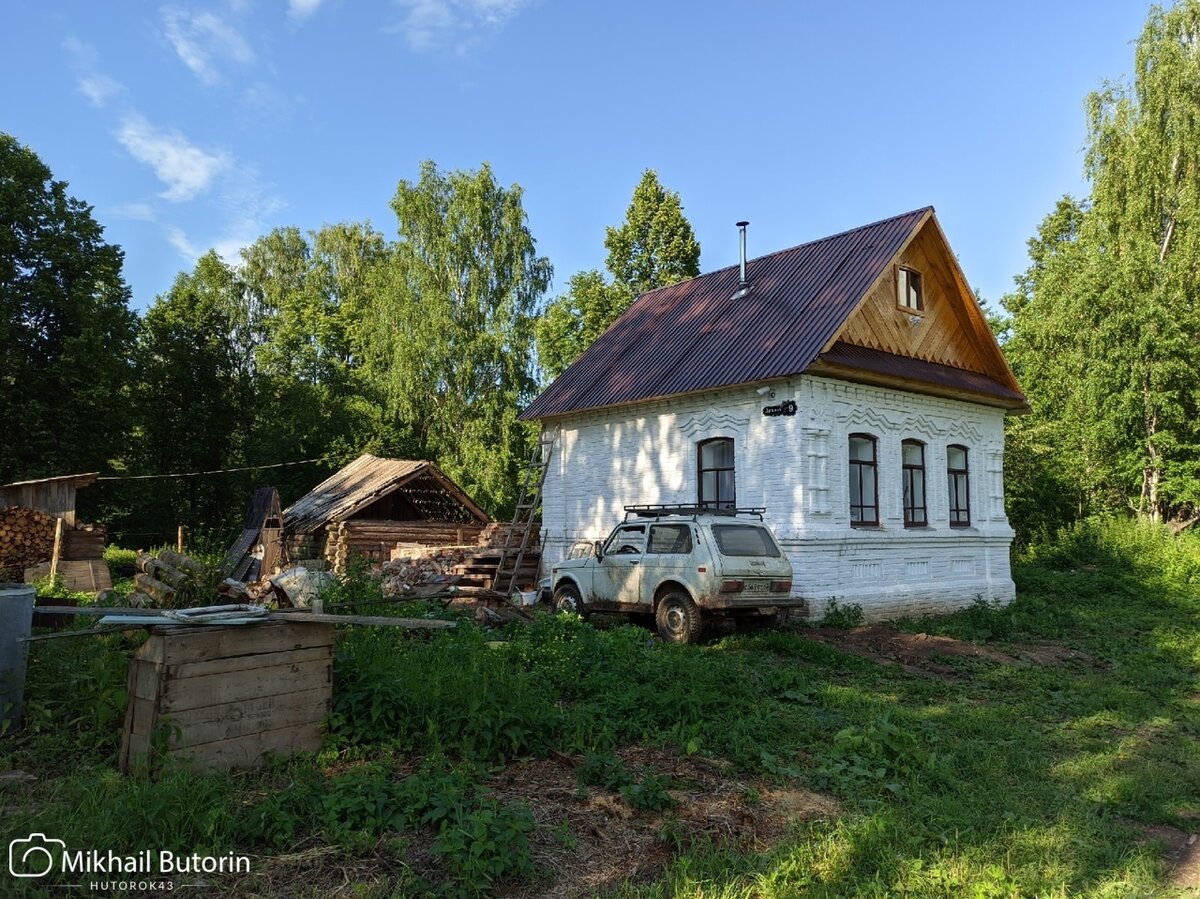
xmin=736 ymin=221 xmax=749 ymax=285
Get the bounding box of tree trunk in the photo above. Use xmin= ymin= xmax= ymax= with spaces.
xmin=1142 ymin=370 xmax=1162 ymax=524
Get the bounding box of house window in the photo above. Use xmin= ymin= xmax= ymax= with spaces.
xmin=947 ymin=444 xmax=971 ymax=527
xmin=698 ymin=438 xmax=736 ymax=509
xmin=898 ymin=266 xmax=923 ymax=312
xmin=902 ymin=439 xmax=927 ymax=527
xmin=848 ymin=433 xmax=879 ymax=526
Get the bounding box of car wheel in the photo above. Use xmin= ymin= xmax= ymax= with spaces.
xmin=553 ymin=583 xmax=587 ymax=618
xmin=655 ymin=590 xmax=703 ymax=643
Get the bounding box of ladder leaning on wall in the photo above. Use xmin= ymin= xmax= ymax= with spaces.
xmin=492 ymin=432 xmax=556 ymax=597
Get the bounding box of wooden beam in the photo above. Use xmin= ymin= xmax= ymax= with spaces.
xmin=48 ymin=517 xmax=64 ymax=583
xmin=29 ymin=605 xmax=459 ymax=630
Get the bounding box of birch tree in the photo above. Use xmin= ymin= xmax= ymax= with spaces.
xmin=1005 ymin=0 xmax=1200 ymax=528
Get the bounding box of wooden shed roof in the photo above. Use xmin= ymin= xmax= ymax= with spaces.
xmin=0 ymin=472 xmax=98 ymax=490
xmin=283 ymin=455 xmax=489 ymax=535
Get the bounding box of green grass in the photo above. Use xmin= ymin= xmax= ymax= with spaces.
xmin=2 ymin=517 xmax=1198 ymax=896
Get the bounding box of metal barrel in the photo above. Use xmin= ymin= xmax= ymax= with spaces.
xmin=0 ymin=584 xmax=35 ymax=729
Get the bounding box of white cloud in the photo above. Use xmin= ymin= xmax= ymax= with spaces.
xmin=78 ymin=74 xmax=124 ymax=108
xmin=391 ymin=0 xmax=532 ymax=51
xmin=288 ymin=0 xmax=324 ymax=21
xmin=110 ymin=202 xmax=158 ymax=222
xmin=162 ymin=7 xmax=255 ymax=85
xmin=116 ymin=114 xmax=229 ymax=202
xmin=164 ymin=225 xmax=202 ymax=261
xmin=159 ymin=163 xmax=286 ymax=265
xmin=64 ymin=37 xmax=125 ymax=108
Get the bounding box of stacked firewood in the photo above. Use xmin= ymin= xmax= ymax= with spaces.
xmin=0 ymin=507 xmax=56 ymax=579
xmin=380 ymin=546 xmax=470 ymax=594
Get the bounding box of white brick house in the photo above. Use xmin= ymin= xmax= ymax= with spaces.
xmin=522 ymin=208 xmax=1027 ymax=620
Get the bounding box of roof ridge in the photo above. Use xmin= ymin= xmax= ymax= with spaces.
xmin=635 ymin=205 xmax=934 ymax=301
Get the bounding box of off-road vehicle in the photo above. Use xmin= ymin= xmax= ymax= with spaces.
xmin=550 ymin=505 xmax=799 ymax=643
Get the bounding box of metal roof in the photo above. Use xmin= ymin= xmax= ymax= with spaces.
xmin=282 ymin=454 xmax=488 ymax=534
xmin=522 ymin=207 xmax=938 ymax=420
xmin=815 ymin=341 xmax=1028 ymax=408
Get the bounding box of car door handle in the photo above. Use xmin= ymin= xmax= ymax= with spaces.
xmin=628 ymin=560 xmax=639 ymax=565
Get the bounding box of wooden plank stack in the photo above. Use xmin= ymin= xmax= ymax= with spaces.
xmin=63 ymin=524 xmax=106 ymax=561
xmin=119 ymin=621 xmax=334 ymax=772
xmin=0 ymin=507 xmax=55 ymax=580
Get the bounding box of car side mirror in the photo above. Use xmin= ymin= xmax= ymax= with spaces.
xmin=593 ymin=540 xmax=604 ymax=561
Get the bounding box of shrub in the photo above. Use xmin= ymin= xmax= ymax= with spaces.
xmin=815 ymin=714 xmax=947 ymax=798
xmin=820 ymin=598 xmax=865 ymax=629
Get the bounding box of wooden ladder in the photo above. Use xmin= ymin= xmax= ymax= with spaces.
xmin=492 ymin=433 xmax=556 ymax=596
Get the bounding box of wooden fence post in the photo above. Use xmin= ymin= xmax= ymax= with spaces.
xmin=177 ymin=525 xmax=185 ymax=553
xmin=49 ymin=517 xmax=65 ymax=584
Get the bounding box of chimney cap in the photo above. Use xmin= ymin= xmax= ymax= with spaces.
xmin=736 ymin=220 xmax=750 ymax=227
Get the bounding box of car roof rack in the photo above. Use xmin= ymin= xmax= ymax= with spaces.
xmin=622 ymin=504 xmax=766 ymax=521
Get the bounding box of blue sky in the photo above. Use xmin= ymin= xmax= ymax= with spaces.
xmin=2 ymin=1 xmax=1151 ymax=313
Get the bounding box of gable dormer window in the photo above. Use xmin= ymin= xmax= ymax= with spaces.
xmin=897 ymin=266 xmax=923 ymax=312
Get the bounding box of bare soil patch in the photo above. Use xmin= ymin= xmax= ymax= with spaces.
xmin=494 ymin=746 xmax=838 ymax=898
xmin=219 ymin=747 xmax=837 ymax=899
xmin=1136 ymin=823 xmax=1200 ymax=890
xmin=807 ymin=625 xmax=1091 ymax=679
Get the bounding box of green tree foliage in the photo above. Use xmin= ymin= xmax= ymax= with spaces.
xmin=1004 ymin=1 xmax=1200 ymax=529
xmin=534 ymin=270 xmax=623 ymax=382
xmin=603 ymin=169 xmax=701 ymax=297
xmin=361 ymin=161 xmax=552 ymax=511
xmin=239 ymin=225 xmax=383 ymax=499
xmin=0 ymin=133 xmax=137 ymax=480
xmin=130 ymin=252 xmax=249 ymax=537
xmin=536 ymin=169 xmax=700 ymax=380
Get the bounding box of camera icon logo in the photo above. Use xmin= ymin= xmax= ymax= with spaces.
xmin=9 ymin=834 xmax=65 ymax=878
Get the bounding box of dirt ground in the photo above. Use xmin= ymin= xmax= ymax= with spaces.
xmin=1137 ymin=823 xmax=1200 ymax=890
xmin=237 ymin=746 xmax=838 ymax=898
xmin=806 ymin=625 xmax=1093 ymax=679
xmin=490 ymin=746 xmax=838 ymax=898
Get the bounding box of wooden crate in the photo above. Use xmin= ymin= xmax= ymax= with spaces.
xmin=119 ymin=621 xmax=334 ymax=772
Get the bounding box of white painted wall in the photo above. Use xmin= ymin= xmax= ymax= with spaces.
xmin=539 ymin=374 xmax=1015 ymax=621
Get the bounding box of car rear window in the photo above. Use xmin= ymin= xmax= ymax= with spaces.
xmin=711 ymin=525 xmax=781 ymax=557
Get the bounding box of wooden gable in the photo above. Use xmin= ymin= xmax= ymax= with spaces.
xmin=817 ymin=212 xmax=1024 ymax=406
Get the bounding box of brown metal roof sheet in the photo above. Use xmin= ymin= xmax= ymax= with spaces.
xmin=816 ymin=341 xmax=1029 ymax=408
xmin=521 ymin=207 xmax=932 ymax=420
xmin=282 ymin=454 xmax=487 ymax=534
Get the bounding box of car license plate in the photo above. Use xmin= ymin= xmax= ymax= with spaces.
xmin=741 ymin=581 xmax=770 ymax=595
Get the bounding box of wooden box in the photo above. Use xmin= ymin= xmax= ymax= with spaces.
xmin=119 ymin=621 xmax=334 ymax=772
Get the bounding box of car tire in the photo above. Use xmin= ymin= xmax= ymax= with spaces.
xmin=553 ymin=583 xmax=587 ymax=618
xmin=655 ymin=590 xmax=703 ymax=644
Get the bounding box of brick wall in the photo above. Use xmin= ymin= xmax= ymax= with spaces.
xmin=539 ymin=374 xmax=1015 ymax=621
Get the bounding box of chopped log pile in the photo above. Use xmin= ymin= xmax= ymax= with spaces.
xmin=380 ymin=522 xmax=541 ymax=596
xmin=0 ymin=507 xmax=55 ymax=580
xmin=5 ymin=507 xmax=111 ymax=591
xmin=128 ymin=549 xmax=212 ymax=608
xmin=381 ymin=546 xmax=471 ymax=594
